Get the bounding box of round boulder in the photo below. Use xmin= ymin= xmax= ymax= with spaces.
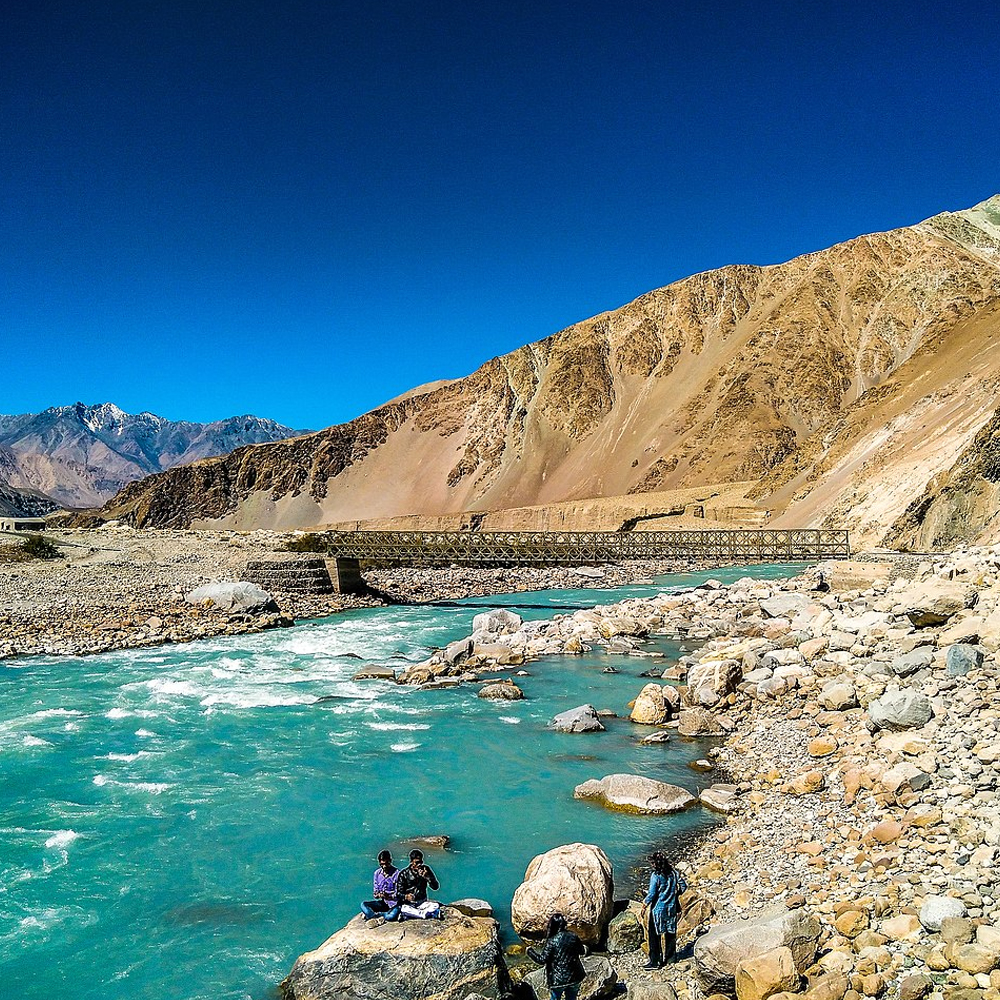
xmin=630 ymin=684 xmax=672 ymax=724
xmin=511 ymin=843 xmax=613 ymax=947
xmin=477 ymin=681 xmax=524 ymax=701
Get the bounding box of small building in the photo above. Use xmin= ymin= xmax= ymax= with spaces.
xmin=0 ymin=517 xmax=48 ymax=533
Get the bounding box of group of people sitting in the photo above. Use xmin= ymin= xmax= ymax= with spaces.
xmin=360 ymin=848 xmax=444 ymax=922
xmin=359 ymin=847 xmax=686 ymax=998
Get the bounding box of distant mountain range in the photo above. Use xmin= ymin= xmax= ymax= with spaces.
xmin=80 ymin=194 xmax=1000 ymax=551
xmin=0 ymin=402 xmax=303 ymax=511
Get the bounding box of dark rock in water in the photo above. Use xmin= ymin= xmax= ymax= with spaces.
xmin=638 ymin=668 xmax=663 ymax=678
xmin=404 ymin=834 xmax=451 ymax=851
xmin=280 ymin=911 xmax=510 ymax=1000
xmin=601 ymin=665 xmax=619 ymax=674
xmin=314 ymin=694 xmax=352 ymax=703
xmin=477 ymin=681 xmax=524 ymax=701
xmin=550 ymin=704 xmax=606 ymax=733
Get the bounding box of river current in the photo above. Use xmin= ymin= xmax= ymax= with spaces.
xmin=1 ymin=563 xmax=803 ymax=999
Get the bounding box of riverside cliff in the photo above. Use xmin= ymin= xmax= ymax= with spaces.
xmin=70 ymin=196 xmax=1000 ymax=550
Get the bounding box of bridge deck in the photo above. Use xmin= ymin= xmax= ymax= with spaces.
xmin=321 ymin=528 xmax=850 ymax=567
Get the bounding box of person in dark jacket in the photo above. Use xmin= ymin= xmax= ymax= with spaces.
xmin=526 ymin=912 xmax=588 ymax=1000
xmin=395 ymin=849 xmax=442 ymax=919
xmin=641 ymin=851 xmax=687 ymax=968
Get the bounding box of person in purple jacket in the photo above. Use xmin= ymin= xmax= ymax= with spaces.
xmin=360 ymin=850 xmax=401 ymax=922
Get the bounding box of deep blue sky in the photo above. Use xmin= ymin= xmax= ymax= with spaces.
xmin=3 ymin=1 xmax=998 ymax=431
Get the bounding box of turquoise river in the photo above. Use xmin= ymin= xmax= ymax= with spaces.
xmin=1 ymin=563 xmax=804 ymax=999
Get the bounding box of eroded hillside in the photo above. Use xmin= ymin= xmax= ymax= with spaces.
xmin=80 ymin=196 xmax=1000 ymax=548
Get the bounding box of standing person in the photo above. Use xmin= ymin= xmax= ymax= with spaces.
xmin=641 ymin=851 xmax=687 ymax=968
xmin=526 ymin=912 xmax=588 ymax=1000
xmin=396 ymin=849 xmax=442 ymax=919
xmin=360 ymin=850 xmax=401 ymax=922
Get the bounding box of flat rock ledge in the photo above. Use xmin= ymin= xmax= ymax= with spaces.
xmin=280 ymin=910 xmax=510 ymax=1000
xmin=573 ymin=773 xmax=697 ymax=814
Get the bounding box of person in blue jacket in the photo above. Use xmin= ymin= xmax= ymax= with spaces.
xmin=641 ymin=851 xmax=687 ymax=968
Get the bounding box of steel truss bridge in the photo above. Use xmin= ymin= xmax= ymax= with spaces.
xmin=322 ymin=528 xmax=850 ymax=568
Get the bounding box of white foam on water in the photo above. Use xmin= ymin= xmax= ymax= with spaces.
xmin=102 ymin=751 xmax=154 ymax=762
xmin=199 ymin=690 xmax=315 ymax=709
xmin=44 ymin=830 xmax=79 ymax=850
xmin=93 ymin=774 xmax=109 ymax=786
xmin=366 ymin=721 xmax=431 ymax=731
xmin=28 ymin=708 xmax=83 ymax=719
xmin=94 ymin=775 xmax=171 ymax=794
xmin=22 ymin=734 xmax=52 ymax=747
xmin=499 ymin=716 xmax=522 ymax=724
xmin=390 ymin=742 xmax=420 ymax=752
xmin=135 ymin=729 xmax=156 ymax=738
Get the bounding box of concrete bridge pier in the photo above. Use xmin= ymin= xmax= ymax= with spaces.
xmin=326 ymin=557 xmax=365 ymax=595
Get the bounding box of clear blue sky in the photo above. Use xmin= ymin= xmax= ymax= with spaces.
xmin=3 ymin=1 xmax=998 ymax=431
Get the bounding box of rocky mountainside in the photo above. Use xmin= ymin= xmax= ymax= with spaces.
xmin=82 ymin=196 xmax=1000 ymax=549
xmin=0 ymin=403 xmax=303 ymax=508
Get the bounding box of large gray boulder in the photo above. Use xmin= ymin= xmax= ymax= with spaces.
xmin=279 ymin=911 xmax=510 ymax=1000
xmin=946 ymin=643 xmax=985 ymax=676
xmin=550 ymin=704 xmax=606 ymax=733
xmin=522 ymin=955 xmax=618 ymax=999
xmin=185 ymin=581 xmax=278 ymax=614
xmin=890 ymin=648 xmax=934 ymax=677
xmin=511 ymin=843 xmax=613 ymax=947
xmin=693 ymin=905 xmax=822 ymax=993
xmin=573 ymin=774 xmax=696 ymax=814
xmin=868 ymin=687 xmax=934 ymax=730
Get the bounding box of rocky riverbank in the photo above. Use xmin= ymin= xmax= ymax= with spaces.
xmin=330 ymin=549 xmax=1000 ymax=1000
xmin=0 ymin=526 xmax=714 ymax=660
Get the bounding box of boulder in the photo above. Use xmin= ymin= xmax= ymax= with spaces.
xmin=279 ymin=911 xmax=510 ymax=1000
xmin=510 ymin=843 xmax=613 ymax=947
xmin=919 ymin=894 xmax=966 ymax=931
xmin=353 ymin=666 xmax=396 ymax=681
xmin=686 ymin=659 xmax=743 ymax=707
xmin=551 ymin=704 xmax=606 ymax=733
xmin=890 ymin=648 xmax=934 ymax=677
xmin=607 ymin=904 xmax=644 ymax=953
xmin=700 ymin=783 xmax=740 ymax=814
xmin=867 ymin=688 xmax=933 ymax=730
xmin=678 ymin=707 xmax=726 ymax=736
xmin=761 ymin=593 xmax=813 ymax=619
xmin=471 ymin=609 xmax=524 ymax=636
xmin=574 ymin=774 xmax=696 ymax=814
xmin=693 ymin=905 xmax=822 ymax=994
xmin=735 ymin=946 xmax=799 ymax=1000
xmin=185 ymin=581 xmax=278 ymax=614
xmin=522 ymin=955 xmax=618 ymax=999
xmin=477 ymin=681 xmax=524 ymax=701
xmin=896 ymin=581 xmax=977 ymax=627
xmin=946 ymin=643 xmax=984 ymax=676
xmin=442 ymin=638 xmax=473 ymax=666
xmin=630 ymin=684 xmax=673 ymax=724
xmin=817 ymin=679 xmax=858 ymax=712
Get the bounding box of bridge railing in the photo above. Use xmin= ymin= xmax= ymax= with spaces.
xmin=321 ymin=528 xmax=850 ymax=567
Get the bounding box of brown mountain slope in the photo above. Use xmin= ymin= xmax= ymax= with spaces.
xmin=85 ymin=196 xmax=1000 ymax=545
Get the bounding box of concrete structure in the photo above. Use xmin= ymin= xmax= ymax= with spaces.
xmin=0 ymin=517 xmax=48 ymax=533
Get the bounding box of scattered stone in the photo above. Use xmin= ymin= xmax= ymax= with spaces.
xmin=477 ymin=681 xmax=524 ymax=700
xmin=867 ymin=688 xmax=934 ymax=730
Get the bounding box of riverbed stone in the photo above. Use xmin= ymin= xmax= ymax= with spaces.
xmin=693 ymin=905 xmax=822 ymax=993
xmin=631 ymin=683 xmax=673 ymax=724
xmin=522 ymin=955 xmax=618 ymax=1000
xmin=867 ymin=688 xmax=933 ymax=730
xmin=551 ymin=704 xmax=606 ymax=733
xmin=946 ymin=642 xmax=985 ymax=676
xmin=734 ymin=945 xmax=799 ymax=1000
xmin=919 ymin=895 xmax=966 ymax=931
xmin=510 ymin=843 xmax=613 ymax=947
xmin=477 ymin=681 xmax=524 ymax=700
xmin=678 ymin=707 xmax=726 ymax=736
xmin=279 ymin=911 xmax=510 ymax=1000
xmin=573 ymin=774 xmax=696 ymax=814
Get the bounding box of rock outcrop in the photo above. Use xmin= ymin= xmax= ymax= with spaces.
xmin=279 ymin=911 xmax=510 ymax=1000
